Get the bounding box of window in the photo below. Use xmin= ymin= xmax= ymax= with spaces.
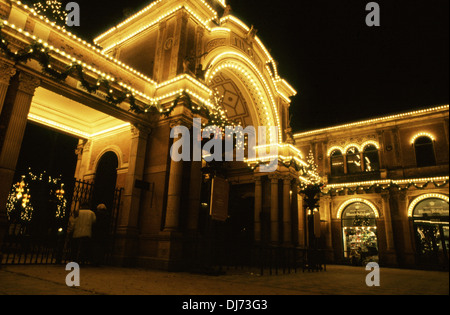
xmin=414 ymin=136 xmax=436 ymax=167
xmin=330 ymin=150 xmax=345 ymax=176
xmin=346 ymin=147 xmax=361 ymax=174
xmin=411 ymin=197 xmax=449 ymax=264
xmin=341 ymin=202 xmax=379 ymax=263
xmin=363 ymin=144 xmax=380 ymax=172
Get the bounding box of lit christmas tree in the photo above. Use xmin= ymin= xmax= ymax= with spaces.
xmin=32 ymin=0 xmax=68 ymax=26
xmin=305 ymin=149 xmax=321 ymax=185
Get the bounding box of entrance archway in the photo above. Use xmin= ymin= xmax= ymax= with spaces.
xmin=340 ymin=199 xmax=380 ymax=265
xmin=92 ymin=151 xmax=119 ymax=213
xmin=409 ymin=194 xmax=449 ymax=269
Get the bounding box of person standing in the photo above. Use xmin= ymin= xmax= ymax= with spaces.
xmin=92 ymin=203 xmax=110 ymax=266
xmin=71 ymin=202 xmax=96 ymax=265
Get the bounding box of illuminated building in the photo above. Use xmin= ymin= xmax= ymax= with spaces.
xmin=0 ymin=0 xmax=300 ymax=270
xmin=0 ymin=0 xmax=447 ymax=271
xmin=294 ymin=105 xmax=449 ymax=269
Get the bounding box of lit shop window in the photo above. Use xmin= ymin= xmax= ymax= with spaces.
xmin=363 ymin=144 xmax=380 ymax=172
xmin=411 ymin=197 xmax=449 ymax=261
xmin=346 ymin=147 xmax=361 ymax=174
xmin=330 ymin=149 xmax=345 ymax=176
xmin=414 ymin=136 xmax=436 ymax=167
xmin=341 ymin=202 xmax=379 ymax=265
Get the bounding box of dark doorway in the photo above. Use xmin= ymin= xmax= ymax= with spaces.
xmin=15 ymin=122 xmax=79 ymax=182
xmin=92 ymin=151 xmax=118 ymax=212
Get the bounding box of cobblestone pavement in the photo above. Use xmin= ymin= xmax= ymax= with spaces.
xmin=0 ymin=264 xmax=448 ymax=296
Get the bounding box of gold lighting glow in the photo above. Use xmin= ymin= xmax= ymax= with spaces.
xmin=407 ymin=193 xmax=449 ymax=217
xmin=336 ymin=198 xmax=380 ymax=219
xmin=295 ymin=105 xmax=449 ymax=138
xmin=410 ymin=132 xmax=436 ymax=144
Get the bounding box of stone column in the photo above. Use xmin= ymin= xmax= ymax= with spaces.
xmin=381 ymin=192 xmax=395 ymax=251
xmin=322 ymin=195 xmax=333 ymax=250
xmin=0 ymin=61 xmax=16 ymax=115
xmin=269 ymin=175 xmax=279 ymax=244
xmin=164 ymin=119 xmax=187 ymax=232
xmin=297 ymin=192 xmax=305 ymax=247
xmin=121 ymin=124 xmax=150 ymax=228
xmin=397 ymin=190 xmax=415 ymax=266
xmin=0 ymin=72 xmax=40 ymax=266
xmin=381 ymin=192 xmax=397 ymax=266
xmin=282 ymin=176 xmax=292 ymax=245
xmin=186 ymin=160 xmax=202 ymax=231
xmin=114 ymin=123 xmax=150 ymax=265
xmin=254 ymin=176 xmax=262 ymax=242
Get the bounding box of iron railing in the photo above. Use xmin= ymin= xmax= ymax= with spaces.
xmin=1 ymin=179 xmax=122 ymax=266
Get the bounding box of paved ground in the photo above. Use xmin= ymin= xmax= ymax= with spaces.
xmin=0 ymin=264 xmax=448 ymax=296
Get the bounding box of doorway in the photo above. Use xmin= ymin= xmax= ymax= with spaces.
xmin=341 ymin=201 xmax=379 ymax=265
xmin=92 ymin=151 xmax=119 ymax=212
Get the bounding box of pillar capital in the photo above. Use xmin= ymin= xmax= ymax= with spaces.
xmin=0 ymin=61 xmax=16 ymax=85
xmin=17 ymin=72 xmax=40 ymax=96
xmin=131 ymin=123 xmax=152 ymax=139
xmin=168 ymin=114 xmax=194 ymax=129
xmin=268 ymin=173 xmax=281 ymax=182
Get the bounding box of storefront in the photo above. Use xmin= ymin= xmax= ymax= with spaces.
xmin=340 ymin=200 xmax=379 ymax=265
xmin=409 ymin=194 xmax=449 ymax=269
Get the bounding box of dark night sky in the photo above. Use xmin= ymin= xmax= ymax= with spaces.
xmin=53 ymin=1 xmax=450 ymax=132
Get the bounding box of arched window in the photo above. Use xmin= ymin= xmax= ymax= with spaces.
xmin=414 ymin=136 xmax=436 ymax=167
xmin=346 ymin=147 xmax=361 ymax=174
xmin=410 ymin=196 xmax=449 ymax=266
xmin=341 ymin=201 xmax=379 ymax=263
xmin=363 ymin=144 xmax=380 ymax=172
xmin=330 ymin=149 xmax=345 ymax=176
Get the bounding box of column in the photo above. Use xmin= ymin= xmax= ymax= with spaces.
xmin=0 ymin=61 xmax=16 ymax=115
xmin=282 ymin=176 xmax=292 ymax=245
xmin=254 ymin=176 xmax=262 ymax=242
xmin=120 ymin=124 xmax=150 ymax=231
xmin=269 ymin=175 xmax=279 ymax=244
xmin=163 ymin=120 xmax=187 ymax=232
xmin=0 ymin=72 xmax=40 ymax=265
xmin=322 ymin=195 xmax=333 ymax=250
xmin=186 ymin=160 xmax=202 ymax=231
xmin=381 ymin=192 xmax=395 ymax=252
xmin=297 ymin=192 xmax=305 ymax=247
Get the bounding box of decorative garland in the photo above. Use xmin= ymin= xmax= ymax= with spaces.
xmin=321 ymin=179 xmax=449 ymax=196
xmin=0 ymin=25 xmax=165 ymax=115
xmin=0 ymin=25 xmax=246 ymax=130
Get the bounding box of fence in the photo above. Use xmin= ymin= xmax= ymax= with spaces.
xmin=184 ymin=236 xmax=327 ymax=275
xmin=1 ymin=179 xmax=122 ymax=266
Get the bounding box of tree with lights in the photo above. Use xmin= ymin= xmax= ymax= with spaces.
xmin=32 ymin=0 xmax=68 ymax=26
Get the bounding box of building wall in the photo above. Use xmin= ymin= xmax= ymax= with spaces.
xmin=294 ymin=107 xmax=449 ymax=269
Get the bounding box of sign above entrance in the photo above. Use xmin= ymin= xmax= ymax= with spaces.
xmin=413 ymin=198 xmax=449 ymax=218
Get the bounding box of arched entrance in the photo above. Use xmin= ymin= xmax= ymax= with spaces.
xmin=92 ymin=151 xmax=119 ymax=213
xmin=409 ymin=194 xmax=449 ymax=269
xmin=339 ymin=199 xmax=380 ymax=265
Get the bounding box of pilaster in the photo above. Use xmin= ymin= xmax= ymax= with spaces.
xmin=0 ymin=71 xmax=40 ymax=266
xmin=113 ymin=123 xmax=151 ymax=266
xmin=282 ymin=176 xmax=292 ymax=245
xmin=269 ymin=174 xmax=279 ymax=244
xmin=254 ymin=175 xmax=262 ymax=242
xmin=0 ymin=60 xmax=16 ymax=115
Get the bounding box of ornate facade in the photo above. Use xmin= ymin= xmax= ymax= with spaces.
xmin=0 ymin=0 xmax=447 ymax=271
xmin=0 ymin=0 xmax=302 ymax=270
xmin=294 ymin=106 xmax=449 ymax=269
